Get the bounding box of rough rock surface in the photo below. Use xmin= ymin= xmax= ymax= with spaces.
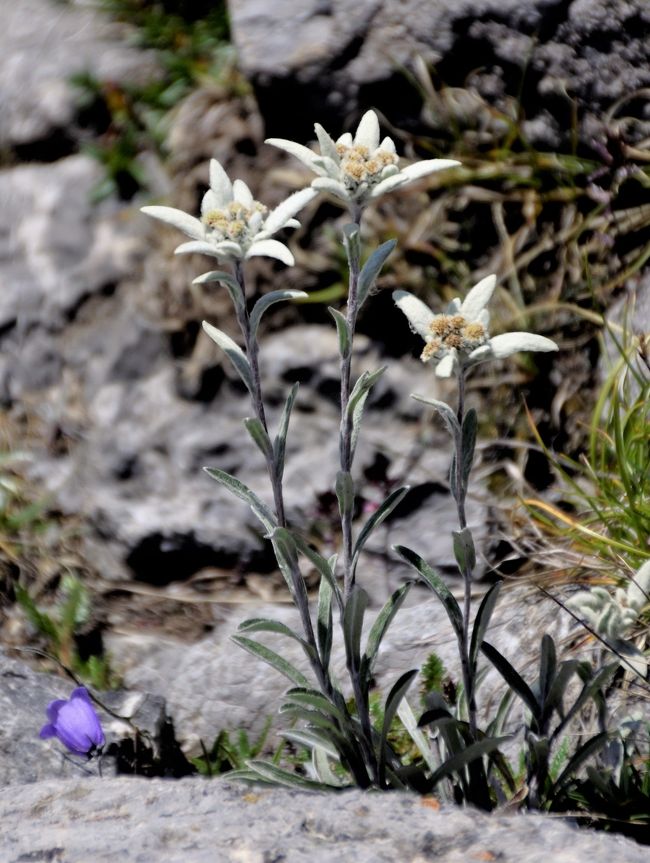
xmin=229 ymin=0 xmax=650 ymax=149
xmin=0 ymin=0 xmax=158 ymax=150
xmin=1 ymin=777 xmax=646 ymax=863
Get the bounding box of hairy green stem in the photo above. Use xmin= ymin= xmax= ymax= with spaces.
xmin=339 ymin=207 xmax=363 ymax=602
xmin=233 ymin=261 xmax=286 ymax=527
xmin=454 ymin=367 xmax=478 ymax=739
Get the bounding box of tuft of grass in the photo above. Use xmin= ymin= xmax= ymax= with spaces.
xmin=525 ymin=323 xmax=650 ymax=575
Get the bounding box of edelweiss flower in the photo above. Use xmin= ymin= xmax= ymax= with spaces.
xmin=394 ymin=275 xmax=558 ymax=377
xmin=142 ymin=158 xmax=317 ymax=266
xmin=266 ymin=110 xmax=460 ymax=207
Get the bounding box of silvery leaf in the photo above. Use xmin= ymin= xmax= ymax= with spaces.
xmin=203 ymin=467 xmax=275 ymax=533
xmin=399 ymin=158 xmax=460 ymax=180
xmin=354 ymin=110 xmax=380 ymax=150
xmin=245 ymin=239 xmax=294 ymax=266
xmin=140 ymin=206 xmax=204 ymax=240
xmin=435 ymin=352 xmax=456 ymax=378
xmin=263 ymin=187 xmax=317 ymax=234
xmin=273 ymin=383 xmax=298 ymax=486
xmin=335 ymin=470 xmax=355 ymax=519
xmin=202 ymin=321 xmax=253 ymax=395
xmin=311 ymin=177 xmax=350 ymax=201
xmin=329 ymin=307 xmax=351 ymax=358
xmin=460 ymin=274 xmax=497 ymax=321
xmin=250 ymin=290 xmax=308 ymax=339
xmin=393 ymin=290 xmax=435 ymax=340
xmin=314 ymin=123 xmax=340 ymax=163
xmin=174 ymin=240 xmax=223 ymax=258
xmin=192 ymin=270 xmax=245 ymax=314
xmin=244 ymin=417 xmax=273 ymax=461
xmin=357 ymin=239 xmax=396 ymax=308
xmin=265 ymin=138 xmax=324 ymax=173
xmin=411 ymin=394 xmax=460 ymax=437
xmin=232 ymin=178 xmax=254 ymax=206
xmin=209 ymin=158 xmax=233 ymax=206
xmin=369 ymin=174 xmax=407 ymax=198
xmin=488 ymin=332 xmax=559 ymax=358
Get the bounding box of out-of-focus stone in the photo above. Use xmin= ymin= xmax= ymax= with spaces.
xmin=0 ymin=0 xmax=158 ymax=149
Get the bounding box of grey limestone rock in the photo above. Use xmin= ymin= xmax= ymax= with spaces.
xmin=229 ymin=0 xmax=650 ymax=149
xmin=1 ymin=776 xmax=647 ymax=862
xmin=0 ymin=0 xmax=158 ymax=150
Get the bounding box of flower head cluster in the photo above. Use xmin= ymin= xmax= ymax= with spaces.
xmin=40 ymin=686 xmax=105 ymax=757
xmin=142 ymin=159 xmax=317 ymax=266
xmin=394 ymin=274 xmax=558 ymax=377
xmin=266 ymin=110 xmax=460 ymax=208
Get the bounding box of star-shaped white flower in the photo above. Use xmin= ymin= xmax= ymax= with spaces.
xmin=141 ymin=158 xmax=317 ymax=266
xmin=394 ymin=275 xmax=559 ymax=377
xmin=266 ymin=110 xmax=460 ymax=207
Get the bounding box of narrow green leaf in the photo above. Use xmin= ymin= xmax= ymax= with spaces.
xmin=379 ymin=669 xmax=419 ymax=786
xmin=347 ymin=367 xmax=386 ymax=416
xmin=281 ymin=730 xmax=340 ymax=762
xmin=289 ymin=531 xmax=342 ymax=610
xmin=538 ymin=634 xmax=557 ymax=705
xmin=396 ymin=698 xmax=439 ymax=774
xmin=282 ymin=688 xmax=347 ymax=724
xmin=541 ymin=659 xmax=579 ymax=730
xmin=412 ymin=394 xmax=460 ymax=437
xmin=243 ymin=417 xmax=273 ymax=461
xmin=352 ymin=486 xmax=409 ymax=576
xmin=343 ymin=585 xmax=369 ymax=672
xmin=312 ymin=744 xmax=348 ymax=787
xmin=273 ymin=382 xmax=298 ymax=485
xmin=428 ymin=736 xmax=509 ymax=788
xmin=250 ymin=290 xmax=308 ymax=340
xmin=550 ymin=731 xmax=610 ymax=798
xmin=237 ymin=617 xmax=313 ymax=657
xmin=394 ymin=545 xmax=464 ymax=643
xmin=317 ymin=577 xmax=333 ymax=672
xmin=193 ymin=270 xmax=245 ymax=314
xmin=202 ymin=321 xmax=253 ymax=395
xmin=335 ymin=470 xmax=355 ymax=519
xmin=481 ymin=641 xmax=540 ymax=718
xmin=329 ymin=307 xmax=351 ymax=358
xmin=469 ymin=581 xmax=502 ymax=672
xmin=452 ymin=527 xmax=476 ymax=575
xmin=269 ymin=527 xmax=306 ymax=603
xmin=342 ymin=223 xmax=361 ymax=270
xmin=362 ymin=582 xmax=412 ymax=679
xmin=244 ymin=759 xmax=335 ymax=791
xmin=552 ymin=662 xmax=618 ymax=740
xmin=203 ymin=467 xmax=275 ymax=532
xmin=231 ymin=635 xmax=310 ymax=688
xmin=347 ymin=367 xmax=386 ymax=463
xmin=357 ymin=239 xmax=397 ymax=309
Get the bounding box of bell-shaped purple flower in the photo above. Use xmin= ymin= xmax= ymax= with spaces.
xmin=40 ymin=686 xmax=105 ymax=757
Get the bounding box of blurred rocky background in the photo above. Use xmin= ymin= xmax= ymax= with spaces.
xmin=0 ymin=0 xmax=649 ymax=761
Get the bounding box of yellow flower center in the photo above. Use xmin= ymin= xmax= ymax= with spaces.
xmin=203 ymin=200 xmax=268 ymax=244
xmin=337 ymin=141 xmax=398 ymax=191
xmin=421 ymin=314 xmax=488 ymax=363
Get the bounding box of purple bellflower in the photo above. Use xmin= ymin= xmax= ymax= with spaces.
xmin=40 ymin=686 xmax=105 ymax=757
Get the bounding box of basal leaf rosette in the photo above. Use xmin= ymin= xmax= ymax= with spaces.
xmin=394 ymin=274 xmax=559 ymax=378
xmin=266 ymin=110 xmax=460 ymax=208
xmin=142 ymin=158 xmax=317 ymax=266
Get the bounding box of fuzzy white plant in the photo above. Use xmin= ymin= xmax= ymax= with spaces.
xmin=266 ymin=110 xmax=460 ymax=209
xmin=567 ymin=560 xmax=650 ymax=675
xmin=142 ymin=158 xmax=317 ymax=266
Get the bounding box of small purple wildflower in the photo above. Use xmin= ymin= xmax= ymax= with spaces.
xmin=40 ymin=686 xmax=105 ymax=757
